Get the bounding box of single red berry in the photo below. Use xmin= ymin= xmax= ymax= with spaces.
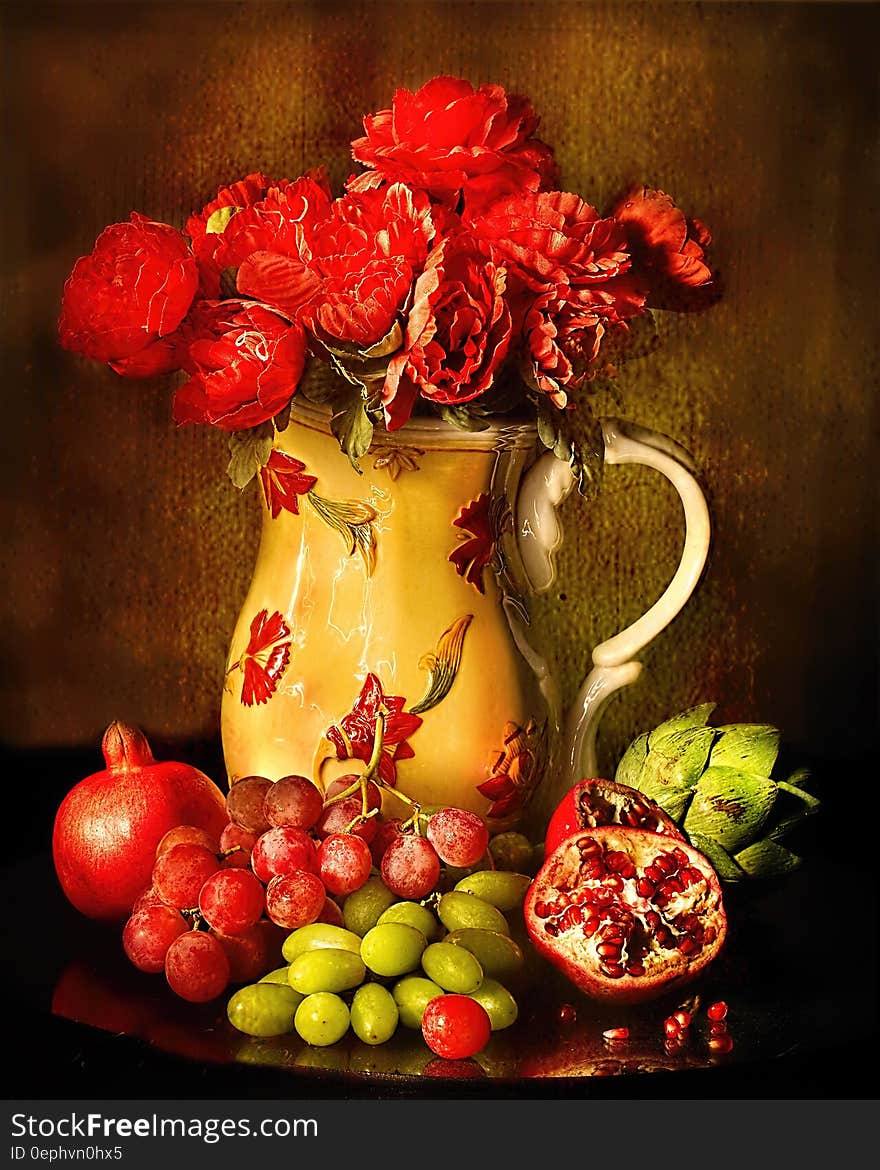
xmin=318 ymin=833 xmax=373 ymax=897
xmin=422 ymin=994 xmax=492 ymax=1060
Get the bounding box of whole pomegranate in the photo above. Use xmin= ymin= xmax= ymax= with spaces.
xmin=52 ymin=721 xmax=228 ymax=920
xmin=524 ymin=826 xmax=727 ymax=1005
xmin=544 ymin=777 xmax=685 ymax=856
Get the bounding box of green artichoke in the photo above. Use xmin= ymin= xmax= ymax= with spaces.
xmin=614 ymin=704 xmax=820 ymax=881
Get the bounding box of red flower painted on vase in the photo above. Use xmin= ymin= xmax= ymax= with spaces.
xmin=449 ymin=493 xmax=497 ymax=594
xmin=326 ymin=673 xmax=423 ymax=787
xmin=229 ymin=609 xmax=291 ymax=707
xmin=258 ymin=451 xmax=317 ymax=518
xmin=477 ymin=718 xmax=546 ymax=823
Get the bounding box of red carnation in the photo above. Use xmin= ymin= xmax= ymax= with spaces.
xmin=382 ymin=238 xmax=513 ymax=429
xmin=173 ymin=304 xmax=307 ymax=431
xmin=58 ymin=213 xmax=198 ymax=367
xmin=349 ymin=75 xmax=559 ymax=213
xmin=610 ymin=185 xmax=713 ymax=305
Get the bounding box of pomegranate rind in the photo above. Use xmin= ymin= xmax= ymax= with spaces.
xmin=524 ymin=826 xmax=727 ymax=1006
xmin=544 ymin=778 xmax=686 ymax=857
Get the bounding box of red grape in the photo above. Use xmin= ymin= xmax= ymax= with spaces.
xmin=153 ymin=843 xmax=220 ymax=909
xmin=318 ymin=833 xmax=373 ymax=896
xmin=370 ymin=817 xmax=403 ymax=867
xmin=426 ymin=808 xmax=489 ymax=868
xmin=164 ymin=931 xmax=230 ymax=1002
xmin=316 ymin=793 xmax=378 ymax=843
xmin=251 ymin=826 xmax=319 ymax=883
xmin=422 ymin=994 xmax=491 ymax=1059
xmin=122 ymin=904 xmax=188 ymax=973
xmin=317 ymin=895 xmax=345 ymax=927
xmin=219 ymin=822 xmax=259 ymax=868
xmin=156 ymin=824 xmax=219 ymax=857
xmin=324 ymin=775 xmax=383 ymax=810
xmin=225 ymin=776 xmax=272 ymax=834
xmin=264 ymin=871 xmax=326 ymax=929
xmin=265 ymin=775 xmax=324 ymax=830
xmin=198 ymin=868 xmax=265 ymax=935
xmin=131 ymin=886 xmax=164 ymax=914
xmin=215 ymin=923 xmax=275 ymax=983
xmin=380 ymin=834 xmax=441 ymax=899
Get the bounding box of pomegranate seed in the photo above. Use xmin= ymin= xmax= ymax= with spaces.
xmin=707 ymin=1001 xmax=728 ymax=1021
xmin=661 ymin=876 xmax=684 ymax=895
xmin=645 ymin=910 xmax=661 ymax=928
xmin=664 ymin=1016 xmax=682 ymax=1038
xmin=602 ymin=875 xmax=625 ymax=892
xmin=622 ymin=808 xmax=640 ymax=827
xmin=673 ymin=848 xmax=689 ymax=865
xmin=703 ymin=926 xmax=717 ymax=943
xmin=600 ymin=962 xmax=626 ymax=979
xmin=582 ymin=919 xmax=599 ymax=938
xmin=626 ymin=961 xmax=645 ymax=977
xmin=654 ymin=853 xmax=676 ymax=876
xmin=534 ymin=900 xmax=552 ymax=919
xmin=558 ymin=1003 xmax=577 ymax=1025
xmin=636 ymin=878 xmax=656 ymax=898
xmin=709 ymin=1020 xmax=729 ymax=1036
xmin=678 ymin=935 xmax=699 ymax=956
xmin=709 ymin=1034 xmax=734 ymax=1054
xmin=644 ymin=864 xmax=663 ymax=884
xmin=597 ymin=942 xmax=623 ymax=958
xmin=562 ymin=905 xmax=583 ymax=929
xmin=544 ymin=922 xmax=560 ymax=937
xmin=673 ymin=1010 xmax=692 ymax=1029
xmin=603 ymin=1027 xmax=630 ymax=1041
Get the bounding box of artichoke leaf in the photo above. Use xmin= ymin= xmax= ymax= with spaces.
xmin=767 ymin=780 xmax=821 ymax=841
xmin=735 ymin=839 xmax=801 ymax=879
xmin=783 ymin=767 xmax=813 ymax=791
xmin=709 ymin=723 xmax=780 ymax=777
xmin=651 ymin=786 xmax=694 ymax=822
xmin=683 ymin=766 xmax=778 ymax=853
xmin=614 ymin=731 xmax=649 ymax=790
xmin=686 ymin=833 xmax=746 ymax=882
xmin=636 ymin=726 xmax=716 ymax=798
xmin=648 ymin=703 xmax=717 ymax=745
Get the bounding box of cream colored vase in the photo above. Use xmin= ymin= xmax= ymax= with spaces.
xmin=220 ymin=400 xmax=710 ymax=832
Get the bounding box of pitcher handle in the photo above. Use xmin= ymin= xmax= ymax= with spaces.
xmin=516 ymin=416 xmax=711 ymax=786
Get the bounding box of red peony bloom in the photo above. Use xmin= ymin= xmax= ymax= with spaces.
xmin=610 ymin=185 xmax=712 ymax=303
xmin=186 ymin=171 xmax=332 ymax=297
xmin=172 ymin=304 xmax=307 ymax=431
xmin=349 ymin=76 xmax=559 ymax=213
xmin=382 ymin=238 xmax=513 ymax=429
xmin=58 ymin=213 xmax=198 ymax=366
xmin=522 ymin=287 xmax=605 ymax=407
xmin=472 ymin=190 xmax=631 ymax=291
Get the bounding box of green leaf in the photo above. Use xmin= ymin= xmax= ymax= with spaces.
xmin=783 ymin=766 xmax=813 ymax=791
xmin=686 ymin=833 xmax=747 ymax=882
xmin=219 ymin=267 xmax=239 ymax=299
xmin=734 ymin=839 xmax=801 ymax=879
xmin=534 ymin=396 xmax=604 ymax=498
xmin=206 ymin=205 xmax=237 ymax=234
xmin=436 ymin=404 xmax=491 ymax=433
xmin=683 ymin=766 xmax=778 ymax=853
xmin=226 ymin=423 xmax=274 ymax=489
xmin=767 ymin=781 xmax=821 ymax=841
xmin=636 ymin=726 xmax=716 ymax=799
xmin=273 ymin=400 xmax=292 ymax=433
xmin=709 ymin=723 xmax=780 ymax=777
xmin=330 ymin=399 xmax=373 ymax=473
xmin=614 ymin=731 xmax=649 ymax=790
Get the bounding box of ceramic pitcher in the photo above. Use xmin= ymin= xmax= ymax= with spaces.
xmin=220 ymin=398 xmax=710 ymax=832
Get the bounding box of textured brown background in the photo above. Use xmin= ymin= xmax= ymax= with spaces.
xmin=1 ymin=0 xmax=877 ymax=780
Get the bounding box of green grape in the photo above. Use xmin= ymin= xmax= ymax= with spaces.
xmin=288 ymin=947 xmax=366 ymax=995
xmin=392 ymin=975 xmax=444 ymax=1029
xmin=360 ymin=922 xmax=427 ymax=977
xmin=444 ymin=928 xmax=525 ymax=984
xmin=294 ymin=993 xmax=350 ymax=1047
xmin=350 ymin=983 xmax=399 ymax=1045
xmin=454 ymin=870 xmax=531 ymax=912
xmin=436 ymin=890 xmax=511 ymax=935
xmin=342 ymin=876 xmax=399 ymax=936
xmin=421 ymin=941 xmax=483 ymax=993
xmin=469 ymin=978 xmax=518 ymax=1030
xmin=226 ymin=983 xmax=302 ymax=1037
xmin=258 ymin=966 xmax=292 ymax=985
xmin=377 ymin=900 xmax=440 ymax=940
xmin=488 ymin=831 xmax=535 ymax=873
xmin=281 ymin=922 xmax=363 ymax=963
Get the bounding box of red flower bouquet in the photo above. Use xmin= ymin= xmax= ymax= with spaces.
xmin=59 ymin=75 xmax=716 ymax=491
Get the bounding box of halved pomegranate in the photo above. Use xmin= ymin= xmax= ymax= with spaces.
xmin=544 ymin=777 xmax=685 ymax=856
xmin=524 ymin=827 xmax=727 ymax=1005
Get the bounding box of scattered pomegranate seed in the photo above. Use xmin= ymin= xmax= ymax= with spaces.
xmin=603 ymin=1027 xmax=630 ymax=1042
xmin=708 ymin=1033 xmax=734 ymax=1054
xmin=709 ymin=1020 xmax=729 ymax=1037
xmin=673 ymin=1009 xmax=692 ymax=1030
xmin=664 ymin=1016 xmax=682 ymax=1038
xmin=707 ymin=1001 xmax=728 ymax=1021
xmin=557 ymin=1003 xmax=577 ymax=1025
